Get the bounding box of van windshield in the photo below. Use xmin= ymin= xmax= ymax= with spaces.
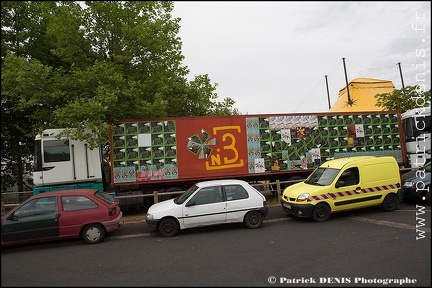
xmin=305 ymin=167 xmax=340 ymax=186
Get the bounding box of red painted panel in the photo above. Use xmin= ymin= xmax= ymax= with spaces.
xmin=175 ymin=116 xmax=249 ymax=178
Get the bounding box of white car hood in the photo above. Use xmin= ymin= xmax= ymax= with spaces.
xmin=147 ymin=198 xmax=183 ymax=219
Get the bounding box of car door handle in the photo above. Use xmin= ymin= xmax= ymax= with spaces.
xmin=355 ymin=187 xmax=361 ymax=190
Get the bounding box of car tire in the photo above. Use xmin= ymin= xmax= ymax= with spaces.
xmin=312 ymin=203 xmax=330 ymax=222
xmin=381 ymin=193 xmax=398 ymax=211
xmin=244 ymin=210 xmax=263 ymax=229
xmin=158 ymin=218 xmax=179 ymax=237
xmin=82 ymin=224 xmax=105 ymax=244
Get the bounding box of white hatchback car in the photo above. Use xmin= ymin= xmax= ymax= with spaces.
xmin=145 ymin=179 xmax=269 ymax=236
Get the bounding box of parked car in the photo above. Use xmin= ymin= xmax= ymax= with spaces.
xmin=145 ymin=179 xmax=269 ymax=237
xmin=1 ymin=189 xmax=122 ymax=246
xmin=281 ymin=156 xmax=401 ymax=222
xmin=401 ymin=161 xmax=431 ymax=204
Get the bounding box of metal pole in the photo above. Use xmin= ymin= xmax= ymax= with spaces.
xmin=325 ymin=75 xmax=331 ymax=109
xmin=342 ymin=58 xmax=353 ymax=105
xmin=397 ymin=62 xmax=407 ymax=98
xmin=397 ymin=62 xmax=406 ymax=89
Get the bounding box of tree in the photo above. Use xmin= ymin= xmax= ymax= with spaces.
xmin=1 ymin=1 xmax=62 ymax=193
xmin=374 ymin=85 xmax=431 ymax=112
xmin=1 ymin=1 xmax=237 ymax=192
xmin=45 ymin=1 xmax=238 ymax=147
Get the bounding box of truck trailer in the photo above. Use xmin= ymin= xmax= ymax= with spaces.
xmin=33 ymin=110 xmax=425 ymax=207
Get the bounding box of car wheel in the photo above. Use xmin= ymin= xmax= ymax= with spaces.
xmin=158 ymin=218 xmax=179 ymax=237
xmin=82 ymin=224 xmax=105 ymax=244
xmin=382 ymin=193 xmax=398 ymax=211
xmin=244 ymin=210 xmax=263 ymax=229
xmin=312 ymin=203 xmax=330 ymax=222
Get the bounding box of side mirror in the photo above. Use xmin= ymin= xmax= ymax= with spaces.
xmin=6 ymin=213 xmax=18 ymax=221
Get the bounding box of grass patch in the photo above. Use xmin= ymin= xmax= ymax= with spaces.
xmin=264 ymin=192 xmax=279 ymax=204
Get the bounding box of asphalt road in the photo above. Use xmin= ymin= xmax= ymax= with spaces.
xmin=109 ymin=201 xmax=431 ymax=239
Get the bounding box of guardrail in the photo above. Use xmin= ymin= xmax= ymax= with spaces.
xmin=0 ymin=166 xmax=417 ymax=214
xmin=1 ymin=179 xmax=302 ymax=213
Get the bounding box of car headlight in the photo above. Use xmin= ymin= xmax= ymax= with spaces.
xmin=403 ymin=181 xmax=415 ymax=188
xmin=297 ymin=193 xmax=310 ymax=201
xmin=145 ymin=213 xmax=153 ymax=220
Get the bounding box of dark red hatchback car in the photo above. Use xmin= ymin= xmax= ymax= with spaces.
xmin=1 ymin=189 xmax=122 ymax=246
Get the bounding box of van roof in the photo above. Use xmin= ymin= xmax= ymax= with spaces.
xmin=319 ymin=156 xmax=393 ymax=169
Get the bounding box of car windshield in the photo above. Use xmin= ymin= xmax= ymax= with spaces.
xmin=175 ymin=185 xmax=199 ymax=204
xmin=402 ymin=168 xmax=417 ymax=180
xmin=403 ymin=162 xmax=431 ymax=180
xmin=305 ymin=167 xmax=340 ymax=186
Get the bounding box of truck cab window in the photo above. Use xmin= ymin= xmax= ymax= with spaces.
xmin=43 ymin=140 xmax=70 ymax=163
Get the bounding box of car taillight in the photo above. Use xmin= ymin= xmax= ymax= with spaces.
xmin=108 ymin=207 xmax=117 ymax=216
xmin=263 ymin=200 xmax=267 ymax=206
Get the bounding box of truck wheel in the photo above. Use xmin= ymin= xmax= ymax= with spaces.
xmin=158 ymin=218 xmax=179 ymax=237
xmin=244 ymin=210 xmax=263 ymax=229
xmin=381 ymin=194 xmax=398 ymax=211
xmin=312 ymin=203 xmax=330 ymax=222
xmin=82 ymin=224 xmax=105 ymax=244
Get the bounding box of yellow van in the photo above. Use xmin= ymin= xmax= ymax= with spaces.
xmin=281 ymin=156 xmax=402 ymax=222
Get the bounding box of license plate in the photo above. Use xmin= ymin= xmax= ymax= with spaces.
xmin=283 ymin=203 xmax=291 ymax=209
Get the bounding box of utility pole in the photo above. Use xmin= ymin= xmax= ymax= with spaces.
xmin=397 ymin=62 xmax=405 ymax=89
xmin=397 ymin=62 xmax=406 ymax=97
xmin=325 ymin=75 xmax=331 ymax=109
xmin=342 ymin=57 xmax=353 ymax=106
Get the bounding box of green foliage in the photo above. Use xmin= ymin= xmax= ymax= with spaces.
xmin=374 ymin=85 xmax=431 ymax=112
xmin=1 ymin=1 xmax=237 ymax=191
xmin=1 ymin=53 xmax=57 ymax=191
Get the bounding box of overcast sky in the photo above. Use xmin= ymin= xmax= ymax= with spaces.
xmin=171 ymin=1 xmax=431 ymax=114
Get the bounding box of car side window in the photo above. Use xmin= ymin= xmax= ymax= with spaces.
xmin=13 ymin=196 xmax=57 ymax=218
xmin=338 ymin=167 xmax=360 ymax=187
xmin=225 ymin=185 xmax=249 ymax=201
xmin=62 ymin=196 xmax=98 ymax=211
xmin=189 ymin=187 xmax=223 ymax=205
